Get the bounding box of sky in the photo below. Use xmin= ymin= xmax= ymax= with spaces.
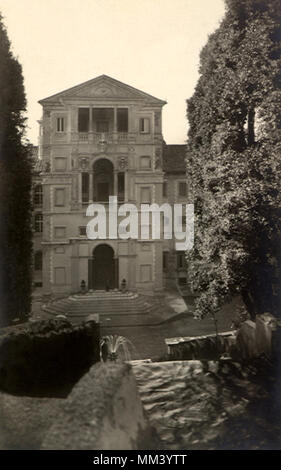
xmin=1 ymin=0 xmax=225 ymax=145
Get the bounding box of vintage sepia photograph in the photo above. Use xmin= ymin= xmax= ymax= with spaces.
xmin=0 ymin=0 xmax=280 ymax=455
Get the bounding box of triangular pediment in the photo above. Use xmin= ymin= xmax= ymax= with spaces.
xmin=39 ymin=75 xmax=166 ymax=105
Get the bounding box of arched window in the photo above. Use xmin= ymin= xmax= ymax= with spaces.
xmin=34 ymin=251 xmax=42 ymax=270
xmin=35 ymin=213 xmax=43 ymax=233
xmin=34 ymin=184 xmax=43 ymax=206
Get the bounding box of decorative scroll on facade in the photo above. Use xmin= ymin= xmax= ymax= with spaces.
xmin=79 ymin=156 xmax=89 ymax=170
xmin=117 ymin=155 xmax=128 ymax=170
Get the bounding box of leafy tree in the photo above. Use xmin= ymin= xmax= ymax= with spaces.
xmin=186 ymin=0 xmax=281 ymax=320
xmin=0 ymin=14 xmax=33 ymax=326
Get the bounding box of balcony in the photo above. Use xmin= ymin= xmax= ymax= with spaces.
xmin=78 ymin=132 xmax=89 ymax=142
xmin=117 ymin=132 xmax=128 ymax=142
xmin=93 ymin=132 xmax=114 ymax=143
xmin=72 ymin=131 xmax=132 ymax=144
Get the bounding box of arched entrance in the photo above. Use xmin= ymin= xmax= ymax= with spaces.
xmin=88 ymin=244 xmax=118 ymax=290
xmin=93 ymin=159 xmax=114 ymax=202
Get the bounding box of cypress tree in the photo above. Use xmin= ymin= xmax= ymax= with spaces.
xmin=186 ymin=0 xmax=281 ymax=320
xmin=0 ymin=14 xmax=33 ymax=326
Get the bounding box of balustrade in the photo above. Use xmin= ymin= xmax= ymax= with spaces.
xmin=71 ymin=131 xmax=139 ymax=144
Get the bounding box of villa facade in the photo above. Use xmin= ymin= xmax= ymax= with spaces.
xmin=32 ymin=75 xmax=187 ymax=295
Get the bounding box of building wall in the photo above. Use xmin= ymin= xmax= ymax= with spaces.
xmin=33 ymin=77 xmax=187 ymax=295
xmin=162 ymin=173 xmax=189 ymax=287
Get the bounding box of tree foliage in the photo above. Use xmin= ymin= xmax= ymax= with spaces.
xmin=186 ymin=0 xmax=281 ymax=319
xmin=0 ymin=14 xmax=33 ymax=326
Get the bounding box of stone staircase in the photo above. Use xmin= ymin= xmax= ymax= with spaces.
xmin=43 ymin=291 xmax=152 ymax=325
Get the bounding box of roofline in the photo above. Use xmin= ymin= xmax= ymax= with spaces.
xmin=38 ymin=74 xmax=167 ymax=105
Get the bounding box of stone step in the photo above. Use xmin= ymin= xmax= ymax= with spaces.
xmin=68 ymin=302 xmax=149 ymax=309
xmin=68 ymin=297 xmax=144 ymax=302
xmin=69 ymin=313 xmax=150 ymax=321
xmin=46 ymin=302 xmax=149 ymax=310
xmin=43 ymin=293 xmax=151 ymax=319
xmin=47 ymin=299 xmax=147 ymax=304
xmin=67 ymin=303 xmax=150 ymax=312
xmin=47 ymin=296 xmax=145 ymax=303
xmin=71 ymin=293 xmax=138 ymax=300
xmin=67 ymin=313 xmax=158 ymax=327
xmin=47 ymin=311 xmax=150 ymax=318
xmin=68 ymin=298 xmax=140 ymax=303
xmin=67 ymin=306 xmax=149 ymax=312
xmin=46 ymin=310 xmax=150 ymax=318
xmin=48 ymin=298 xmax=145 ymax=305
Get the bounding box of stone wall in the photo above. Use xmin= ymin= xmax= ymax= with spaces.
xmin=165 ymin=314 xmax=281 ymax=362
xmin=165 ymin=332 xmax=235 ymax=361
xmin=132 ymin=359 xmax=281 ymax=450
xmin=235 ymin=320 xmax=257 ymax=359
xmin=0 ymin=362 xmax=155 ymax=450
xmin=236 ymin=313 xmax=281 ymax=360
xmin=0 ymin=318 xmax=100 ymax=396
xmin=41 ymin=362 xmax=156 ymax=450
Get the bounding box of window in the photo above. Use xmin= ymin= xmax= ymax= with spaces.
xmin=96 ymin=120 xmax=109 ymax=132
xmin=35 ymin=213 xmax=43 ymax=233
xmin=79 ymin=226 xmax=87 ymax=236
xmin=54 ymin=227 xmax=66 ymax=238
xmin=54 ymin=267 xmax=66 ymax=285
xmin=54 ymin=158 xmax=67 ymax=171
xmin=140 ymin=265 xmax=152 ymax=282
xmin=54 ymin=188 xmax=65 ymax=206
xmin=56 ymin=117 xmax=65 ymax=132
xmin=178 ymin=182 xmax=187 ymax=197
xmin=34 ymin=251 xmax=42 ymax=271
xmin=78 ymin=108 xmax=89 ymax=132
xmin=117 ymin=108 xmax=128 ymax=132
xmin=34 ymin=185 xmax=43 ymax=206
xmin=140 ymin=156 xmax=151 ymax=169
xmin=139 ymin=117 xmax=150 ymax=133
xmin=92 ymin=108 xmax=113 ymax=132
xmin=82 ymin=173 xmax=89 ymax=203
xmin=177 ymin=252 xmax=186 ymax=269
xmin=163 ymin=181 xmax=167 ymax=197
xmin=163 ymin=251 xmax=169 ymax=270
xmin=140 ymin=187 xmax=151 ymax=204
